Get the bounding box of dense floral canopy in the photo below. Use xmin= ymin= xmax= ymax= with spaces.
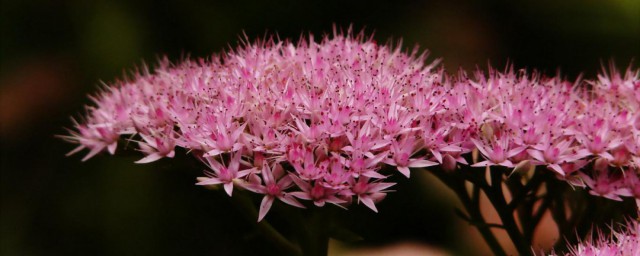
xmin=64 ymin=33 xmax=640 ymax=221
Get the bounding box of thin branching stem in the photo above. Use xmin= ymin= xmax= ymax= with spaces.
xmin=484 ymin=167 xmax=532 ymax=256
xmin=430 ymin=168 xmax=507 ymax=256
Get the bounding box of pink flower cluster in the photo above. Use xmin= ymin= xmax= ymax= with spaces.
xmin=64 ymin=33 xmax=640 ymax=221
xmin=552 ymin=216 xmax=640 ymax=256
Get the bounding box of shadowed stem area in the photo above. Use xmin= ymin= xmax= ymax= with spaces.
xmin=231 ymin=164 xmax=551 ymax=256
xmin=429 ymin=167 xmax=509 ymax=256
xmin=298 ymin=207 xmax=332 ymax=256
xmin=428 ymin=164 xmax=638 ymax=255
xmin=428 ymin=165 xmax=573 ymax=256
xmin=231 ymin=191 xmax=304 ymax=255
xmin=229 ymin=164 xmax=629 ymax=256
xmin=230 ymin=190 xmax=333 ymax=256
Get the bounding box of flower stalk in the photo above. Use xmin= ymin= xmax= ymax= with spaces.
xmin=230 ymin=190 xmax=303 ymax=255
xmin=430 ymin=166 xmax=508 ymax=256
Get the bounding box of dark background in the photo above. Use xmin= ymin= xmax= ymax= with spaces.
xmin=1 ymin=0 xmax=638 ymax=255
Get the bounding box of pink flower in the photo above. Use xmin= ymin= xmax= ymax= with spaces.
xmin=203 ymin=122 xmax=247 ymax=157
xmin=62 ymin=122 xmax=120 ymax=161
xmin=196 ymin=151 xmax=255 ymax=196
xmin=575 ymin=117 xmax=624 ymax=161
xmin=527 ymin=138 xmax=588 ymax=176
xmin=420 ymin=118 xmax=468 ymax=165
xmin=551 ymin=215 xmax=640 ymax=256
xmin=291 ymin=148 xmax=327 ymax=181
xmin=471 ymin=136 xmax=526 ymax=168
xmin=290 ymin=176 xmax=347 ymax=208
xmin=342 ymin=122 xmax=390 ymax=178
xmin=243 ymin=163 xmax=305 ymax=221
xmin=623 ymin=171 xmax=640 ymax=199
xmin=135 ymin=127 xmax=176 ymax=163
xmin=384 ymin=136 xmax=437 ymax=178
xmin=347 ymin=177 xmax=395 ymax=213
xmin=556 ymin=160 xmax=589 ymax=188
xmin=372 ymin=103 xmax=419 ymax=137
xmin=64 ymin=31 xmax=640 ymax=214
xmin=321 ymin=157 xmax=351 ymax=190
xmin=580 ymin=171 xmax=629 ymax=201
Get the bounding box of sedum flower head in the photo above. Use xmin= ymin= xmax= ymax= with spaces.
xmin=63 ymin=31 xmax=640 ymax=221
xmin=551 ymin=216 xmax=640 ymax=256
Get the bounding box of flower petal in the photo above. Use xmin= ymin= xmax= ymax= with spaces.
xmin=359 ymin=196 xmax=378 ymax=213
xmin=408 ymin=159 xmax=438 ymax=168
xmin=279 ymin=194 xmax=306 ymax=209
xmin=397 ymin=166 xmax=411 ymax=178
xmin=223 ymin=182 xmax=234 ymax=196
xmin=258 ymin=196 xmax=274 ymax=222
xmin=135 ymin=153 xmax=163 ymax=164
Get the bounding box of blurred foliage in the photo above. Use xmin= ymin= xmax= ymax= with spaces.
xmin=0 ymin=0 xmax=638 ymax=255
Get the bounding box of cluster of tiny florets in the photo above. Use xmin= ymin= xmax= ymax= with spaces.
xmin=551 ymin=216 xmax=640 ymax=256
xmin=63 ymin=33 xmax=640 ymax=221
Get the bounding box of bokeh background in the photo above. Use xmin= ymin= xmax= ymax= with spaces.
xmin=1 ymin=0 xmax=638 ymax=255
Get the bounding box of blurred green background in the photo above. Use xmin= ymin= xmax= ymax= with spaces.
xmin=1 ymin=0 xmax=638 ymax=255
